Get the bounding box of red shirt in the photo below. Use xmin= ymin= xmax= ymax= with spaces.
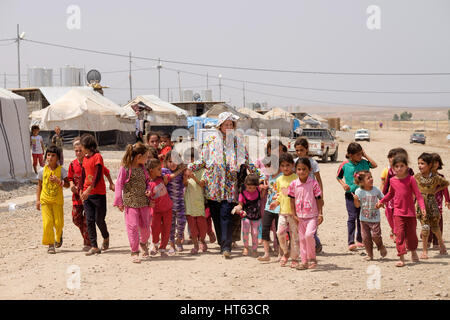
xmin=82 ymin=153 xmax=106 ymax=195
xmin=68 ymin=158 xmax=110 ymax=204
xmin=149 ymin=175 xmax=173 ymax=213
xmin=159 ymin=145 xmax=172 ymax=164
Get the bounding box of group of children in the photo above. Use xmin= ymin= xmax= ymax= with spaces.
xmin=338 ymin=143 xmax=449 ymax=267
xmin=34 ymin=126 xmax=449 ymax=269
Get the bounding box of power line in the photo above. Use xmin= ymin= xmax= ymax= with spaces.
xmin=221 ymin=83 xmax=450 ymax=108
xmin=21 ymin=38 xmax=450 ymax=76
xmin=108 ymin=84 xmax=215 ymax=91
xmin=163 ymin=66 xmax=450 ymax=95
xmin=0 ymin=40 xmax=16 ymax=47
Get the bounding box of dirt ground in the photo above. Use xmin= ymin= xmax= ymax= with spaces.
xmin=0 ymin=129 xmax=449 ymax=300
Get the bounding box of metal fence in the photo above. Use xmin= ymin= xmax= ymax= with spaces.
xmin=341 ymin=120 xmax=450 ymax=132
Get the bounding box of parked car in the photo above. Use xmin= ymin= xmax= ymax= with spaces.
xmin=410 ymin=132 xmax=426 ymax=144
xmin=354 ymin=129 xmax=370 ymax=142
xmin=288 ymin=128 xmax=339 ymax=163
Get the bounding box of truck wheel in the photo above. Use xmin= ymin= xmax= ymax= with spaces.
xmin=321 ymin=149 xmax=329 ymax=163
xmin=330 ymin=147 xmax=338 ymax=162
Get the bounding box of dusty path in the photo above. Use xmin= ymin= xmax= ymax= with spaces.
xmin=0 ymin=130 xmax=449 ymax=300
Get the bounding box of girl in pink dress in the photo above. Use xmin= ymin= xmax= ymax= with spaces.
xmin=377 ymin=155 xmax=426 ymax=267
xmin=288 ymin=157 xmax=323 ymax=270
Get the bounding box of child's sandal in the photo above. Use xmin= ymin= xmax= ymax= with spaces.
xmin=308 ymin=259 xmax=317 ymax=269
xmin=280 ymin=255 xmax=288 ymax=267
xmin=140 ymin=242 xmax=149 ymax=258
xmin=290 ymin=260 xmax=300 ymax=269
xmin=47 ymin=246 xmax=56 ymax=254
xmin=131 ymin=252 xmax=141 ymax=263
xmin=296 ymin=263 xmax=309 ymax=270
xmin=257 ymin=255 xmax=270 ymax=262
xmin=55 ymin=232 xmax=63 ymax=248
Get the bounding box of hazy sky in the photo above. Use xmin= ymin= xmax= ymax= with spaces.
xmin=1 ymin=0 xmax=449 ymax=108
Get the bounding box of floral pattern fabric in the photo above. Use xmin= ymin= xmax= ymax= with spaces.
xmin=188 ymin=130 xmax=262 ymax=202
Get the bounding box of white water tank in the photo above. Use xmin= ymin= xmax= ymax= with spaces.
xmin=61 ymin=66 xmax=83 ymax=86
xmin=28 ymin=67 xmax=53 ymax=87
xmin=202 ymin=89 xmax=212 ymax=101
xmin=183 ymin=90 xmax=193 ymax=102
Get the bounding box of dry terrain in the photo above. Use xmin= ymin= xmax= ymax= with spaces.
xmin=0 ymin=129 xmax=449 ymax=300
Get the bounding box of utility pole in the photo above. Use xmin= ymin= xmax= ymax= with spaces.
xmin=16 ymin=24 xmax=22 ymax=88
xmin=178 ymin=71 xmax=182 ymax=101
xmin=243 ymin=82 xmax=246 ymax=108
xmin=206 ymin=73 xmax=209 ymax=89
xmin=167 ymin=88 xmax=169 ymax=101
xmin=4 ymin=73 xmax=6 ymax=88
xmin=218 ymin=74 xmax=222 ymax=101
xmin=157 ymin=58 xmax=162 ymax=98
xmin=129 ymin=52 xmax=133 ymax=101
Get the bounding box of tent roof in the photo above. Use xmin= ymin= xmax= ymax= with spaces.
xmin=0 ymin=88 xmax=27 ymax=100
xmin=200 ymin=103 xmax=248 ymax=119
xmin=263 ymin=107 xmax=295 ymax=119
xmin=236 ymin=107 xmax=265 ymax=118
xmin=39 ymin=87 xmax=93 ymax=104
xmin=308 ymin=114 xmax=327 ymax=122
xmin=31 ymin=88 xmax=136 ymax=122
xmin=123 ymin=95 xmax=188 ymax=116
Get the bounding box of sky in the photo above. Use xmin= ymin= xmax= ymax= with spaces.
xmin=1 ymin=0 xmax=449 ymax=109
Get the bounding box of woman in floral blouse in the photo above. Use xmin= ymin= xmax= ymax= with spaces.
xmin=187 ymin=112 xmax=262 ymax=259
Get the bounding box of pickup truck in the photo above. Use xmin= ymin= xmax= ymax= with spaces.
xmin=287 ymin=128 xmax=339 ymax=163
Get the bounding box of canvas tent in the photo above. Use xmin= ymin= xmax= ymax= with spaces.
xmin=201 ymin=104 xmax=252 ymax=130
xmin=30 ymin=88 xmax=136 ymax=146
xmin=0 ymin=88 xmax=33 ymax=181
xmin=263 ymin=107 xmax=295 ymax=120
xmin=237 ymin=107 xmax=265 ymax=119
xmin=123 ymin=95 xmax=188 ymax=133
xmin=243 ymin=107 xmax=294 ymax=137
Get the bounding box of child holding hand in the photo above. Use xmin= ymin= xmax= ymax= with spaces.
xmin=414 ymin=153 xmax=449 ymax=258
xmin=353 ymin=170 xmax=387 ymax=261
xmin=337 ymin=142 xmax=377 ymax=251
xmin=376 ymin=155 xmax=426 ymax=267
xmin=269 ymin=153 xmax=299 ymax=268
xmin=114 ymin=143 xmax=152 ymax=263
xmin=288 ymin=158 xmax=323 ymax=269
xmin=184 ymin=148 xmax=208 ymax=254
xmin=233 ymin=174 xmax=264 ymax=257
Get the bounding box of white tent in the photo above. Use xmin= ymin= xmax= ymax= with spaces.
xmin=263 ymin=107 xmax=295 ymax=120
xmin=30 ymin=88 xmax=136 ymax=146
xmin=0 ymin=88 xmax=33 ymax=181
xmin=201 ymin=104 xmax=252 ymax=130
xmin=123 ymin=95 xmax=188 ymax=126
xmin=237 ymin=107 xmax=265 ymax=119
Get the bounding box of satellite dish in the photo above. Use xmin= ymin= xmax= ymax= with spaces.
xmin=86 ymin=69 xmax=101 ymax=84
xmin=193 ymin=93 xmax=201 ymax=101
